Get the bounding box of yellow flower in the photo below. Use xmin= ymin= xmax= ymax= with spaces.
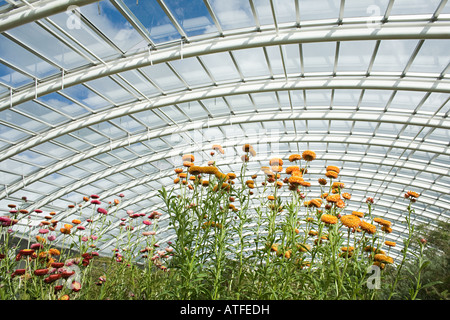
xmin=310 ymin=198 xmax=322 ymax=208
xmin=332 ymin=182 xmax=345 ymax=189
xmin=288 ymin=154 xmax=302 ymax=162
xmin=340 ymin=215 xmax=361 ymax=229
xmin=188 ymin=165 xmax=202 ymax=175
xmin=407 ymin=190 xmax=420 ymax=198
xmin=326 ymin=194 xmax=341 ymax=203
xmin=268 ymin=195 xmax=275 ymax=201
xmin=226 ymin=173 xmax=237 ymax=180
xmin=302 ymin=150 xmax=316 ymax=161
xmin=269 ymin=158 xmax=283 ymax=166
xmin=182 ymin=154 xmax=195 ymax=162
xmin=321 ymin=214 xmax=338 ymax=225
xmin=326 ymin=165 xmax=340 ymax=173
xmin=382 ymin=226 xmax=392 ymax=233
xmin=374 ymin=217 xmax=391 ymax=227
xmin=325 ymin=171 xmax=338 ymax=179
xmin=385 ymin=241 xmax=396 ymax=247
xmin=342 ymin=192 xmax=351 ymax=200
xmin=360 ymin=220 xmax=376 ymax=234
xmin=351 ymin=211 xmax=364 ymax=218
xmin=285 ymin=166 xmax=301 ymax=175
xmin=374 ymin=254 xmax=394 ymax=264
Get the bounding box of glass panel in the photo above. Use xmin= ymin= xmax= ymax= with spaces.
xmin=110 ymin=116 xmax=145 ymax=133
xmin=281 ymin=44 xmax=301 ymax=75
xmin=13 ymin=150 xmax=57 ymax=167
xmin=61 ymin=84 xmax=111 ymax=110
xmin=232 ymin=48 xmax=269 ymax=78
xmin=170 ymin=57 xmax=212 ymax=87
xmin=14 ymin=100 xmax=69 ymax=126
xmin=225 ymin=94 xmax=254 ymax=113
xmin=0 ymin=109 xmax=49 ymax=133
xmin=83 ymin=1 xmax=147 ymax=52
xmin=142 ymin=64 xmax=185 ymax=91
xmin=8 ymin=23 xmax=89 ymax=70
xmin=32 ymin=142 xmax=75 ymax=159
xmin=359 ymin=90 xmax=392 ymax=109
xmin=72 ymin=127 xmax=108 ymax=145
xmin=86 ymin=77 xmax=134 ymax=104
xmin=122 ymin=0 xmax=180 ymax=44
xmin=164 ymin=0 xmax=218 ymax=37
xmin=201 ymin=97 xmax=230 ymax=116
xmin=388 ymin=91 xmax=427 ymax=111
xmin=54 ymin=134 xmax=92 ymax=152
xmin=251 ymin=92 xmax=279 ymax=110
xmin=134 ymin=110 xmax=167 ymax=128
xmin=337 ymin=40 xmax=376 ymax=72
xmin=299 ymin=0 xmax=340 ymax=21
xmin=177 ymin=101 xmax=206 ymax=119
xmin=333 ymin=89 xmax=361 ymax=107
xmin=0 ymin=124 xmax=31 ymax=143
xmin=390 ymin=0 xmax=441 ymax=16
xmin=408 ymin=39 xmax=450 ymax=74
xmin=273 ymin=0 xmax=296 ymax=24
xmin=200 ymin=52 xmax=240 ymax=82
xmin=419 ymin=93 xmax=449 ymax=114
xmin=0 ymin=63 xmax=32 ymax=88
xmin=371 ymin=40 xmax=418 ymax=72
xmin=343 ymin=0 xmax=389 ymax=18
xmin=305 ymin=90 xmax=331 ymax=107
xmin=92 ymin=121 xmax=127 ymax=140
xmin=302 ymin=42 xmax=335 ymax=73
xmin=119 ymin=69 xmax=160 ymax=97
xmin=208 ymin=0 xmax=255 ymax=30
xmin=37 ymin=92 xmax=90 ymax=118
xmin=253 ymin=0 xmax=274 ymax=26
xmin=0 ymin=35 xmax=58 ymax=78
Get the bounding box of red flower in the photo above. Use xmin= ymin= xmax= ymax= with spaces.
xmin=51 ymin=262 xmax=65 ymax=268
xmin=61 ymin=271 xmax=75 ymax=279
xmin=90 ymin=194 xmax=100 ymax=199
xmin=44 ymin=273 xmax=62 ymax=283
xmin=34 ymin=268 xmax=48 ymax=276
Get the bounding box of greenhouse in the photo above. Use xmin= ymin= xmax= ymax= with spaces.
xmin=0 ymin=0 xmax=449 ymax=302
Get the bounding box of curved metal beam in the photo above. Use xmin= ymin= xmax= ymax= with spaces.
xmin=2 ymin=109 xmax=448 ymax=200
xmin=1 ymin=76 xmax=449 ymax=163
xmin=0 ymin=0 xmax=99 ymax=33
xmin=2 ymin=20 xmax=450 ymax=109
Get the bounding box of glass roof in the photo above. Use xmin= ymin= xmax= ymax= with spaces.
xmin=0 ymin=0 xmax=449 ymax=260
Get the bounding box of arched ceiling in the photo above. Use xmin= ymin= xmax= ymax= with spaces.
xmin=0 ymin=0 xmax=449 ymax=260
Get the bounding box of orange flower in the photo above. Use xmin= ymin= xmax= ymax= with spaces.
xmin=242 ymin=144 xmax=253 ymax=152
xmin=374 ymin=254 xmax=394 ymax=264
xmin=340 ymin=215 xmax=361 ymax=229
xmin=226 ymin=173 xmax=236 ymax=180
xmin=336 ymin=199 xmax=345 ymax=208
xmin=351 ymin=211 xmax=364 ymax=218
xmin=407 ymin=190 xmax=419 ymax=198
xmin=269 ymin=158 xmax=283 ymax=166
xmin=288 ymin=154 xmax=302 ymax=162
xmin=174 ymin=177 xmax=180 ymax=184
xmin=285 ymin=166 xmax=300 ymax=174
xmin=321 ymin=214 xmax=338 ymax=225
xmin=72 ymin=219 xmax=81 ymax=225
xmin=268 ymin=195 xmax=275 ymax=201
xmin=289 ymin=175 xmax=304 ymax=185
xmin=326 ymin=165 xmax=340 ymax=173
xmin=310 ymin=198 xmax=322 ymax=208
xmin=318 ymin=178 xmax=327 ymax=186
xmin=183 ymin=161 xmax=194 ymax=168
xmin=342 ymin=192 xmax=351 ymax=200
xmin=374 ymin=217 xmax=391 ymax=227
xmin=188 ymin=165 xmax=202 ymax=175
xmin=271 ymin=165 xmax=283 ymax=173
xmin=174 ymin=168 xmax=183 ymax=174
xmin=182 ymin=154 xmax=195 ymax=162
xmin=326 ymin=194 xmax=341 ymax=203
xmin=202 ymin=180 xmax=209 ymax=187
xmin=212 ymin=144 xmax=225 ymax=154
xmin=302 ymin=150 xmax=316 ymax=161
xmin=49 ymin=211 xmax=56 ymax=216
xmin=114 ymin=199 xmax=120 ymax=205
xmin=83 ymin=196 xmax=89 ymax=202
xmin=385 ymin=241 xmax=396 ymax=247
xmin=60 ymin=228 xmax=71 ymax=235
xmin=64 ymin=224 xmax=73 ymax=230
xmin=325 ymin=171 xmax=338 ymax=179
xmin=332 ymin=182 xmax=345 ymax=189
xmin=381 ymin=226 xmax=392 ymax=233
xmin=360 ymin=221 xmax=376 ymax=234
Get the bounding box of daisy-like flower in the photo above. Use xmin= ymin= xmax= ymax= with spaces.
xmin=97 ymin=208 xmax=108 ymax=215
xmin=385 ymin=241 xmax=396 ymax=247
xmin=326 ymin=165 xmax=340 ymax=173
xmin=72 ymin=219 xmax=81 ymax=225
xmin=381 ymin=226 xmax=392 ymax=233
xmin=374 ymin=254 xmax=394 ymax=264
xmin=325 ymin=171 xmax=338 ymax=179
xmin=302 ymin=150 xmax=316 ymax=162
xmin=310 ymin=198 xmax=322 ymax=208
xmin=326 ymin=194 xmax=341 ymax=203
xmin=288 ymin=154 xmax=302 ymax=162
xmin=242 ymin=144 xmax=253 ymax=152
xmin=91 ymin=199 xmax=101 ymax=205
xmin=269 ymin=158 xmax=283 ymax=166
xmin=373 ymin=217 xmax=391 ymax=227
xmin=212 ymin=144 xmax=225 ymax=154
xmin=318 ymin=178 xmax=327 ymax=186
xmin=321 ymin=214 xmax=338 ymax=225
xmin=360 ymin=220 xmax=377 ymax=234
xmin=407 ymin=191 xmax=420 ymax=198
xmin=342 ymin=192 xmax=351 ymax=200
xmin=351 ymin=211 xmax=364 ymax=218
xmin=288 ymin=175 xmax=304 ymax=185
xmin=188 ymin=165 xmax=202 ymax=175
xmin=340 ymin=215 xmax=361 ymax=229
xmin=285 ymin=166 xmax=300 ymax=175
xmin=267 ymin=195 xmax=275 ymax=201
xmin=182 ymin=154 xmax=195 ymax=162
xmin=183 ymin=161 xmax=194 ymax=168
